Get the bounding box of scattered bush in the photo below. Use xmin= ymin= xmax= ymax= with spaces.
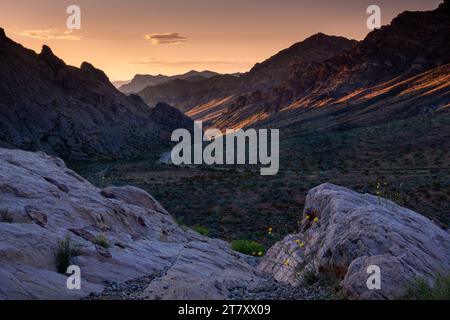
xmin=231 ymin=240 xmax=265 ymax=257
xmin=0 ymin=209 xmax=13 ymax=223
xmin=404 ymin=275 xmax=450 ymax=300
xmin=94 ymin=233 xmax=110 ymax=248
xmin=54 ymin=236 xmax=79 ymax=274
xmin=192 ymin=225 xmax=210 ymax=236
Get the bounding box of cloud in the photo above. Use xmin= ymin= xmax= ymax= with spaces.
xmin=128 ymin=57 xmax=253 ymax=69
xmin=145 ymin=33 xmax=187 ymax=45
xmin=18 ymin=29 xmax=82 ymax=41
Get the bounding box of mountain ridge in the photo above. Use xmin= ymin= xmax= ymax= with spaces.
xmin=146 ymin=1 xmax=450 ymax=131
xmin=0 ymin=28 xmax=193 ymax=160
xmin=137 ymin=33 xmax=357 ymax=119
xmin=119 ymin=70 xmax=221 ymax=94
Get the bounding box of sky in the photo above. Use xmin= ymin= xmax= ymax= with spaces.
xmin=0 ymin=0 xmax=443 ymax=81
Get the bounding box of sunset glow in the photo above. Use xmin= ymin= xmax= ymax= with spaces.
xmin=0 ymin=0 xmax=442 ymax=80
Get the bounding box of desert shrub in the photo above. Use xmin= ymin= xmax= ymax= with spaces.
xmin=404 ymin=275 xmax=450 ymax=300
xmin=192 ymin=225 xmax=210 ymax=236
xmin=231 ymin=240 xmax=265 ymax=257
xmin=0 ymin=209 xmax=13 ymax=223
xmin=54 ymin=236 xmax=79 ymax=274
xmin=94 ymin=233 xmax=110 ymax=248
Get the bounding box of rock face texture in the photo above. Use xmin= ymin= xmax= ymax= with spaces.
xmin=0 ymin=30 xmax=192 ymax=161
xmin=259 ymin=184 xmax=450 ymax=299
xmin=0 ymin=148 xmax=259 ymax=300
xmin=1 ymin=148 xmax=449 ymax=300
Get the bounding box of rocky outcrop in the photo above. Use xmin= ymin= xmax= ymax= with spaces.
xmin=0 ymin=148 xmax=259 ymax=300
xmin=0 ymin=29 xmax=193 ymax=161
xmin=259 ymin=184 xmax=450 ymax=299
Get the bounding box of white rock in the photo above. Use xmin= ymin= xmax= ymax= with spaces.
xmin=0 ymin=148 xmax=259 ymax=300
xmin=259 ymin=183 xmax=450 ymax=299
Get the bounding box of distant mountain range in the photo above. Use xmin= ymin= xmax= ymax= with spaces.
xmin=0 ymin=28 xmax=192 ymax=160
xmin=112 ymin=80 xmax=131 ymax=89
xmin=119 ymin=70 xmax=222 ymax=94
xmin=133 ymin=1 xmax=450 ymax=130
xmin=136 ymin=34 xmax=356 ymax=114
xmin=0 ymin=1 xmax=448 ymax=162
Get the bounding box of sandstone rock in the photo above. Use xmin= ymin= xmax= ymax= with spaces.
xmin=259 ymin=183 xmax=450 ymax=300
xmin=0 ymin=148 xmax=260 ymax=300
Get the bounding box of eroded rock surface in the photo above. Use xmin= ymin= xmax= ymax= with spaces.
xmin=259 ymin=183 xmax=450 ymax=299
xmin=0 ymin=148 xmax=259 ymax=300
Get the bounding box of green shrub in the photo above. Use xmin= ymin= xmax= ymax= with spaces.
xmin=0 ymin=209 xmax=13 ymax=223
xmin=404 ymin=275 xmax=450 ymax=300
xmin=94 ymin=233 xmax=110 ymax=248
xmin=231 ymin=240 xmax=265 ymax=257
xmin=192 ymin=225 xmax=210 ymax=236
xmin=54 ymin=236 xmax=79 ymax=274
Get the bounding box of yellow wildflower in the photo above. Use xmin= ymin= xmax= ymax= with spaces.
xmin=313 ymin=217 xmax=319 ymax=222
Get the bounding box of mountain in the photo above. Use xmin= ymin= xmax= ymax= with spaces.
xmin=137 ymin=34 xmax=357 ymax=120
xmin=0 ymin=28 xmax=193 ymax=160
xmin=241 ymin=33 xmax=358 ymax=92
xmin=213 ymin=1 xmax=450 ymax=130
xmin=135 ymin=2 xmax=449 ymax=131
xmin=138 ymin=74 xmax=241 ymax=112
xmin=119 ymin=70 xmax=220 ymax=94
xmin=111 ymin=80 xmax=131 ymax=88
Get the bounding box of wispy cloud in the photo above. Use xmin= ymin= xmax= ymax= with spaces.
xmin=18 ymin=29 xmax=82 ymax=41
xmin=144 ymin=33 xmax=187 ymax=45
xmin=128 ymin=57 xmax=253 ymax=69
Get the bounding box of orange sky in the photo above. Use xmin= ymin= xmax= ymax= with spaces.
xmin=0 ymin=0 xmax=442 ymax=81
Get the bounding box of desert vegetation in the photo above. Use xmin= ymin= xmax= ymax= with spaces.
xmin=54 ymin=236 xmax=79 ymax=274
xmin=72 ymin=113 xmax=450 ymax=247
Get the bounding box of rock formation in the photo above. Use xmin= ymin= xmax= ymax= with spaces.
xmin=134 ymin=1 xmax=450 ymax=131
xmin=0 ymin=147 xmax=258 ymax=299
xmin=1 ymin=148 xmax=449 ymax=300
xmin=0 ymin=29 xmax=192 ymax=161
xmin=259 ymin=183 xmax=450 ymax=299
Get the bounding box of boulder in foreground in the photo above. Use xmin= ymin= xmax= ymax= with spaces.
xmin=259 ymin=183 xmax=450 ymax=299
xmin=0 ymin=148 xmax=259 ymax=300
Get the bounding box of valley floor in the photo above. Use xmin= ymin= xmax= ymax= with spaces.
xmin=71 ymin=113 xmax=450 ymax=249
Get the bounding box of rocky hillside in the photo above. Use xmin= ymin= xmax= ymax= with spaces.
xmin=0 ymin=29 xmax=192 ymax=161
xmin=137 ymin=34 xmax=356 ymax=118
xmin=135 ymin=1 xmax=449 ymax=130
xmin=138 ymin=74 xmax=241 ymax=112
xmin=216 ymin=0 xmax=450 ymax=130
xmin=120 ymin=70 xmax=219 ymax=94
xmin=1 ymin=147 xmax=448 ymax=300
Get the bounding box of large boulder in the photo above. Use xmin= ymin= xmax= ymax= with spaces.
xmin=0 ymin=148 xmax=259 ymax=300
xmin=258 ymin=183 xmax=450 ymax=299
